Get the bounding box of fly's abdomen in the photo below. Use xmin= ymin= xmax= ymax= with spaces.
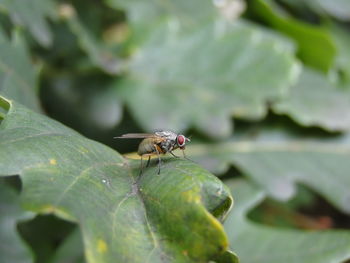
xmin=137 ymin=138 xmax=156 ymax=155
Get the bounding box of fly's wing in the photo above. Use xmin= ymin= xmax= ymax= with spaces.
xmin=114 ymin=133 xmax=167 ymax=146
xmin=114 ymin=133 xmax=158 ymax=139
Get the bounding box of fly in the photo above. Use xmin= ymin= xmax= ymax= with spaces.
xmin=114 ymin=130 xmax=191 ymax=175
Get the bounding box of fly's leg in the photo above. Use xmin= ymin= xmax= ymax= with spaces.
xmin=170 ymin=151 xmax=180 ymax=158
xmin=146 ymin=156 xmax=151 ymax=167
xmin=182 ymin=149 xmax=193 ymax=162
xmin=154 ymin=144 xmax=162 ymax=175
xmin=139 ymin=155 xmax=144 ymax=176
xmin=138 ymin=155 xmax=152 ymax=180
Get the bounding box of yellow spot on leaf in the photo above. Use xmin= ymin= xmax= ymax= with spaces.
xmin=181 ymin=190 xmax=201 ymax=204
xmin=79 ymin=146 xmax=89 ymax=154
xmin=50 ymin=159 xmax=57 ymax=165
xmin=97 ymin=239 xmax=108 ymax=253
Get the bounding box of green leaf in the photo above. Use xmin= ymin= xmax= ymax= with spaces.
xmin=251 ymin=0 xmax=336 ymax=72
xmin=224 ymin=179 xmax=350 ymax=263
xmin=118 ymin=19 xmax=298 ymax=137
xmin=278 ymin=0 xmax=350 ymax=21
xmin=327 ymin=23 xmax=350 ymax=82
xmin=0 ymin=182 xmax=34 ymax=263
xmin=0 ymin=96 xmax=235 ymax=263
xmin=108 ymin=0 xmax=246 ymax=46
xmin=273 ymin=67 xmax=350 ymax=131
xmin=106 ymin=0 xmax=218 ymax=29
xmin=0 ymin=30 xmax=41 ymax=112
xmin=309 ymin=0 xmax=350 ymax=21
xmin=0 ymin=0 xmax=56 ymax=46
xmin=59 ymin=4 xmax=121 ymax=74
xmin=188 ymin=129 xmax=350 ymax=214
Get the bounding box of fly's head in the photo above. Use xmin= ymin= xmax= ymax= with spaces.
xmin=176 ymin=134 xmax=190 ymax=149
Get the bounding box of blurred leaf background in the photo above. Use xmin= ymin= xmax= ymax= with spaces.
xmin=1 ymin=0 xmax=350 ymax=262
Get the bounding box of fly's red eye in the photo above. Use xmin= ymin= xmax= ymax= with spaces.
xmin=177 ymin=135 xmax=185 ymax=146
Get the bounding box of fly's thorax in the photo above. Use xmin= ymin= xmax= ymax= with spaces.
xmin=155 ymin=131 xmax=177 ymax=141
xmin=153 ymin=131 xmax=176 ymax=153
xmin=159 ymin=139 xmax=177 ymax=153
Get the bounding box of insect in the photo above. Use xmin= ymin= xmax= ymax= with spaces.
xmin=115 ymin=130 xmax=191 ymax=175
